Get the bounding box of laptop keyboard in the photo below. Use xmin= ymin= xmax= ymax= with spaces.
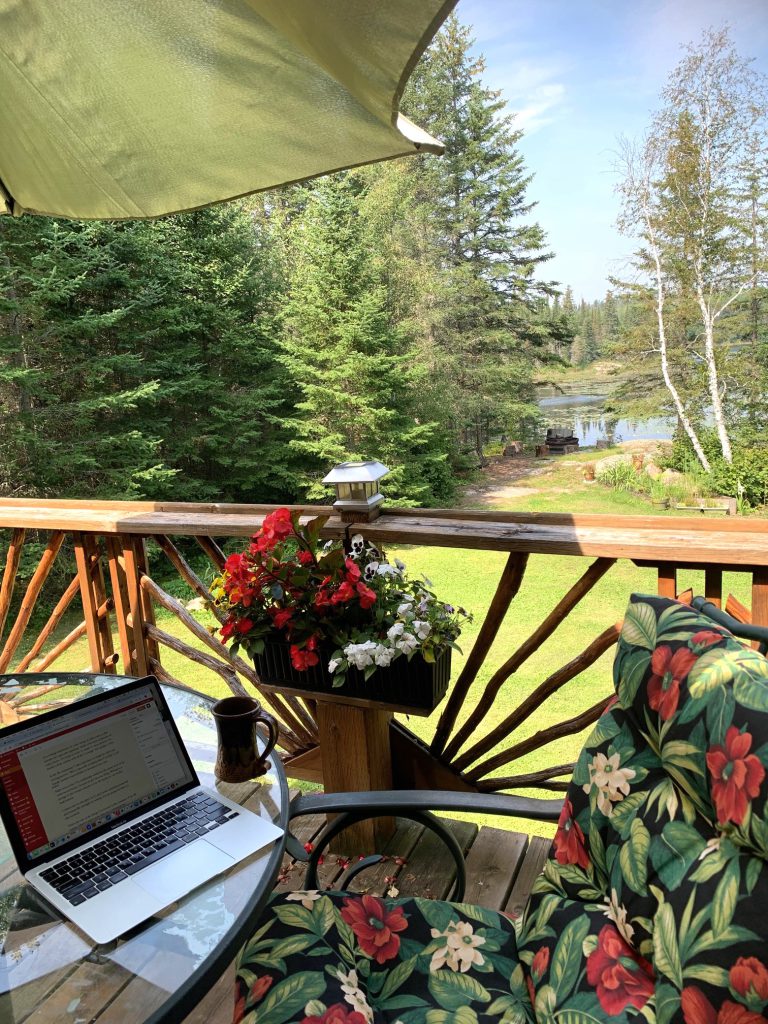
xmin=38 ymin=792 xmax=239 ymax=906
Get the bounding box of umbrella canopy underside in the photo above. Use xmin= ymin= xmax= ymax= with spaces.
xmin=0 ymin=0 xmax=454 ymax=219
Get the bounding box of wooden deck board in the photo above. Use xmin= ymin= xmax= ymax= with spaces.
xmin=462 ymin=826 xmax=529 ymax=910
xmin=504 ymin=834 xmax=552 ymax=918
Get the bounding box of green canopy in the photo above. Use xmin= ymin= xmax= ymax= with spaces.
xmin=0 ymin=0 xmax=454 ymax=219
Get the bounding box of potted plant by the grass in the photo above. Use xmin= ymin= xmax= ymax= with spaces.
xmin=213 ymin=508 xmax=469 ymax=713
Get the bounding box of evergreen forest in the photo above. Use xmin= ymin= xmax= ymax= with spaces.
xmin=0 ymin=16 xmax=570 ymax=510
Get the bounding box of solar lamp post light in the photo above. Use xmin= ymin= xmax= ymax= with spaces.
xmin=322 ymin=460 xmax=390 ymax=523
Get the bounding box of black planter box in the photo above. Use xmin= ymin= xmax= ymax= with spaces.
xmin=253 ymin=639 xmax=451 ymax=714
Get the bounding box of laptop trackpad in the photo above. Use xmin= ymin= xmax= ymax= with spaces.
xmin=133 ymin=842 xmax=234 ymax=902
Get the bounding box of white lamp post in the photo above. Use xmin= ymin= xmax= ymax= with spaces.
xmin=323 ymin=460 xmax=390 ymax=523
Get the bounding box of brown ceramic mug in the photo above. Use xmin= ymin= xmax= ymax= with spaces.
xmin=212 ymin=696 xmax=278 ymax=783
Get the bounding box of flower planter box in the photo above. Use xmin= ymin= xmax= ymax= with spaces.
xmin=253 ymin=639 xmax=451 ymax=714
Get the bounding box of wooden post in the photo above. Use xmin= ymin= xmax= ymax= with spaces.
xmin=120 ymin=536 xmax=155 ymax=676
xmin=752 ymin=568 xmax=768 ymax=629
xmin=314 ymin=701 xmax=395 ymax=852
xmin=74 ymin=536 xmax=115 ymax=671
xmin=0 ymin=528 xmax=25 ymax=639
xmin=74 ymin=533 xmax=115 ymax=673
xmin=704 ymin=568 xmax=723 ymax=608
xmin=657 ymin=564 xmax=677 ymax=599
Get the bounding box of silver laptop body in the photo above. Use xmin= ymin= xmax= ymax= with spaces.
xmin=0 ymin=677 xmax=282 ymax=944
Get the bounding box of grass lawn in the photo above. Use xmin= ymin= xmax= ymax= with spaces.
xmin=17 ymin=473 xmax=755 ymax=839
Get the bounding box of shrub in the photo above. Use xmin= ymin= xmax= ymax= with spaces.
xmin=596 ymin=462 xmax=640 ymax=492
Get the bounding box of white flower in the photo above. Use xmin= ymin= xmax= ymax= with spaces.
xmin=344 ymin=640 xmax=378 ymax=669
xmin=397 ymin=602 xmax=414 ymax=618
xmin=396 ymin=632 xmax=419 ymax=655
xmin=602 ymin=888 xmax=634 ymax=943
xmin=286 ymin=890 xmax=322 ymax=910
xmin=583 ymin=752 xmax=635 ymax=816
xmin=412 ymin=619 xmax=431 ymax=640
xmin=364 ymin=562 xmax=378 ymax=579
xmin=429 ymin=921 xmax=486 ymax=973
xmin=328 ymin=658 xmax=340 ymax=673
xmin=336 ymin=967 xmax=373 ymax=1022
xmin=350 ymin=535 xmax=365 ymax=551
xmin=387 ymin=622 xmax=405 ymax=640
xmin=376 ymin=563 xmax=399 ymax=577
xmin=395 ymin=558 xmax=406 ymax=571
xmin=374 ymin=645 xmax=396 ymax=667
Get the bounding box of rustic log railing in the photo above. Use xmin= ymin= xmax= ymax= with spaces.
xmin=0 ymin=498 xmax=767 ymax=815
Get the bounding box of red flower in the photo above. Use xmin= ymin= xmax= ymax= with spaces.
xmin=297 ymin=548 xmax=315 ymax=565
xmin=220 ymin=620 xmax=236 ymax=641
xmin=302 ymin=1005 xmax=368 ymax=1024
xmin=690 ymin=629 xmax=727 ymax=653
xmin=269 ymin=607 xmax=293 ymax=630
xmin=682 ymin=987 xmax=768 ymax=1024
xmin=290 ymin=644 xmax=320 ymax=671
xmin=586 ymin=925 xmax=654 ymax=1015
xmin=331 ymin=581 xmax=356 ymax=605
xmin=707 ymin=726 xmax=766 ymax=825
xmin=647 ymin=644 xmax=698 ymax=720
xmin=730 ymin=958 xmax=768 ymax=1001
xmin=233 ymin=975 xmax=273 ymax=1022
xmin=345 ymin=558 xmax=361 ymax=581
xmin=254 ymin=508 xmax=294 ymax=553
xmin=340 ymin=894 xmax=408 ymax=964
xmin=235 ymin=617 xmax=253 ymax=634
xmin=356 ymin=582 xmax=377 ymax=609
xmin=531 ymin=945 xmax=550 ymax=980
xmin=553 ymin=799 xmax=590 ymax=869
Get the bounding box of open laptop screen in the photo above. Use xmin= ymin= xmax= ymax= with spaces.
xmin=0 ymin=679 xmax=196 ymax=867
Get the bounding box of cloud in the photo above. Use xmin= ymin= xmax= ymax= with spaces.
xmin=513 ymin=82 xmax=567 ymax=132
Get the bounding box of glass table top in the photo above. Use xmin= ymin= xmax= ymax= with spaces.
xmin=0 ymin=673 xmax=288 ymax=1024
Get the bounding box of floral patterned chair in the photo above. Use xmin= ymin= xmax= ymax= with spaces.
xmin=234 ymin=595 xmax=768 ymax=1024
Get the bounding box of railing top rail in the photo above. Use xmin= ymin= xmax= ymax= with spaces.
xmin=0 ymin=499 xmax=766 ymax=567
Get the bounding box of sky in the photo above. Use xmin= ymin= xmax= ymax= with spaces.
xmin=457 ymin=0 xmax=768 ymax=302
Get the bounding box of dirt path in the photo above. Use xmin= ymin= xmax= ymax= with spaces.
xmin=460 ymin=456 xmax=547 ymax=507
xmin=460 ymin=440 xmax=668 ymax=509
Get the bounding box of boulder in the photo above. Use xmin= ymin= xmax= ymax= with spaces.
xmin=661 ymin=468 xmax=685 ymax=484
xmin=186 ymin=596 xmax=208 ymax=612
xmin=645 ymin=463 xmax=663 ymax=480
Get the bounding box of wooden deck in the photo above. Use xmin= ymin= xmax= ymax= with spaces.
xmin=182 ymin=812 xmax=551 ymax=1024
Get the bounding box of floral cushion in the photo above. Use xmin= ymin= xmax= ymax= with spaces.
xmin=236 ymin=596 xmax=768 ymax=1024
xmin=234 ymin=889 xmax=533 ymax=1024
xmin=517 ymin=594 xmax=768 ymax=1023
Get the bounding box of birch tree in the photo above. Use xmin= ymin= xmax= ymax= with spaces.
xmin=617 ymin=28 xmax=768 ymax=469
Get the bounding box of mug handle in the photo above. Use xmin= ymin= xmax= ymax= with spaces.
xmin=254 ymin=711 xmax=279 ymax=762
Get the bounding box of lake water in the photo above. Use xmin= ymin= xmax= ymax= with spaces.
xmin=536 ymin=391 xmax=676 ymax=447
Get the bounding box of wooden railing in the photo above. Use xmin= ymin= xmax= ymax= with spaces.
xmin=1 ymin=498 xmax=767 ymax=802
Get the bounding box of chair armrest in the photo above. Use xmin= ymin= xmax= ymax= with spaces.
xmin=692 ymin=597 xmax=768 ymax=654
xmin=289 ymin=788 xmax=562 ymax=823
xmin=286 ymin=789 xmax=561 ymax=900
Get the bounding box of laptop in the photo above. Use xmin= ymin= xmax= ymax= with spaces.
xmin=0 ymin=677 xmax=283 ymax=944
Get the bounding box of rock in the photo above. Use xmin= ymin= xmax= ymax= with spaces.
xmin=186 ymin=596 xmax=208 ymax=612
xmin=661 ymin=469 xmax=684 ymax=484
xmin=503 ymin=442 xmax=522 ymax=456
xmin=595 ymin=454 xmax=632 ymax=474
xmin=645 ymin=463 xmax=663 ymax=480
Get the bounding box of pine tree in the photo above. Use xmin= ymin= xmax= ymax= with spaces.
xmin=0 ymin=205 xmax=296 ymax=502
xmin=400 ymin=13 xmax=563 ymax=460
xmin=278 ymin=175 xmax=453 ymax=506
